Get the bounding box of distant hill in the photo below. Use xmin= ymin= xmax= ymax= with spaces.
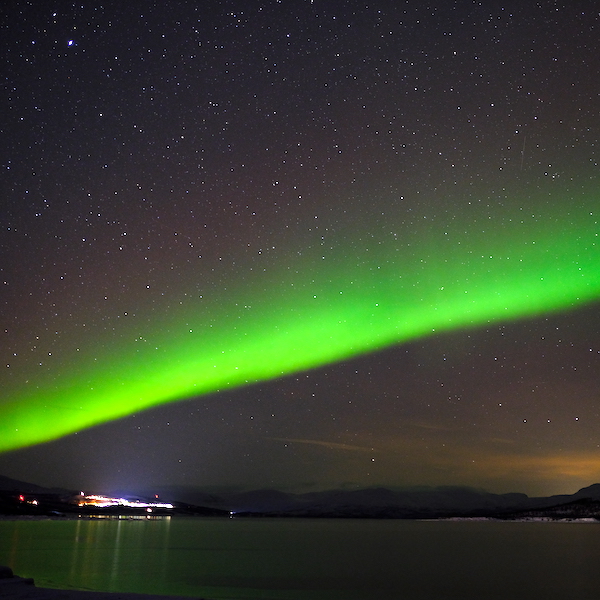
xmin=118 ymin=481 xmax=600 ymax=519
xmin=0 ymin=474 xmax=64 ymax=493
xmin=504 ymin=497 xmax=600 ymax=521
xmin=223 ymin=486 xmax=532 ymax=518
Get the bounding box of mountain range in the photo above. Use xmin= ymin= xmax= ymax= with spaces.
xmin=3 ymin=474 xmax=600 ymax=519
xmin=148 ymin=482 xmax=600 ymax=518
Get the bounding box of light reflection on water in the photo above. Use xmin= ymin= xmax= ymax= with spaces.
xmin=1 ymin=518 xmax=600 ymax=600
xmin=66 ymin=517 xmax=173 ymax=594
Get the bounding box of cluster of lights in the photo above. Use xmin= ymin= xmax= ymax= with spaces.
xmin=78 ymin=494 xmax=174 ymax=510
xmin=18 ymin=494 xmax=38 ymax=505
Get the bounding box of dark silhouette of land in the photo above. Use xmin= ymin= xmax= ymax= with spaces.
xmin=2 ymin=474 xmax=600 ymax=520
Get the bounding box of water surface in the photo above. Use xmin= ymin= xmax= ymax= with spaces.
xmin=1 ymin=517 xmax=599 ymax=599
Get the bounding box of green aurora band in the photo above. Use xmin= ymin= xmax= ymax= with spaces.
xmin=2 ymin=189 xmax=600 ymax=452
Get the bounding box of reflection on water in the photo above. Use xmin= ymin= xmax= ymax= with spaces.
xmin=1 ymin=518 xmax=600 ymax=600
xmin=1 ymin=517 xmax=173 ymax=595
xmin=67 ymin=517 xmax=173 ymax=593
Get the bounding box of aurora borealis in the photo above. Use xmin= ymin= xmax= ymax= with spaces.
xmin=2 ymin=189 xmax=600 ymax=453
xmin=2 ymin=1 xmax=600 ymax=496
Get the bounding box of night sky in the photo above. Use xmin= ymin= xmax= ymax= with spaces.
xmin=2 ymin=1 xmax=600 ymax=497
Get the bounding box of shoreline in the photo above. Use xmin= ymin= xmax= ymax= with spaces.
xmin=0 ymin=567 xmax=210 ymax=600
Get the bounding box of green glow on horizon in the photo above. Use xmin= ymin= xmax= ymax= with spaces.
xmin=2 ymin=188 xmax=599 ymax=452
